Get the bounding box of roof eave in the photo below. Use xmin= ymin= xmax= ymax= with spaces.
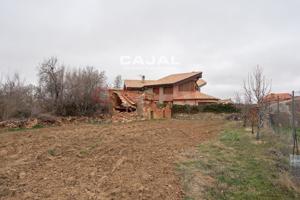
xmin=144 ymin=72 xmax=202 ymax=87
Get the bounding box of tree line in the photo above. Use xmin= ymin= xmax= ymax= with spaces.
xmin=1 ymin=58 xmax=270 ymax=142
xmin=0 ymin=57 xmax=116 ymax=120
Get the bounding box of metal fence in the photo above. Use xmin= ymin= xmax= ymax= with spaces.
xmin=268 ymin=91 xmax=300 ymax=181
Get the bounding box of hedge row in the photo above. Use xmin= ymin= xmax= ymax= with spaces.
xmin=172 ymin=103 xmax=240 ymax=114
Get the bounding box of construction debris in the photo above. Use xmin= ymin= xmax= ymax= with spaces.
xmin=0 ymin=114 xmax=109 ymax=130
xmin=111 ymin=111 xmax=144 ymax=123
xmin=110 ymin=89 xmax=172 ymax=120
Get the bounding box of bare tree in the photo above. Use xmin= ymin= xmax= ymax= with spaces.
xmin=37 ymin=57 xmax=65 ymax=114
xmin=63 ymin=66 xmax=107 ymax=115
xmin=243 ymin=65 xmax=271 ymax=139
xmin=0 ymin=57 xmax=109 ymax=120
xmin=0 ymin=73 xmax=34 ymax=120
xmin=113 ymin=75 xmax=122 ymax=89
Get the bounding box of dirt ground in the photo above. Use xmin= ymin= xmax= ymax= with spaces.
xmin=0 ymin=116 xmax=224 ymax=200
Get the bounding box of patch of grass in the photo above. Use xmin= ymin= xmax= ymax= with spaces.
xmin=276 ymin=127 xmax=300 ymax=137
xmin=88 ymin=142 xmax=99 ymax=150
xmin=220 ymin=130 xmax=240 ymax=142
xmin=183 ymin=196 xmax=194 ymax=200
xmin=48 ymin=149 xmax=55 ymax=156
xmin=78 ymin=140 xmax=101 ymax=157
xmin=178 ymin=126 xmax=300 ymax=199
xmin=7 ymin=127 xmax=26 ymax=132
xmin=47 ymin=147 xmax=62 ymax=156
xmin=88 ymin=119 xmax=107 ymax=125
xmin=7 ymin=124 xmax=44 ymax=132
xmin=79 ymin=149 xmax=88 ymax=155
xmin=32 ymin=124 xmax=44 ymax=129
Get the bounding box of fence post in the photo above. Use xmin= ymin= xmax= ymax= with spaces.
xmin=292 ymin=91 xmax=299 ymax=155
xmin=277 ymin=96 xmax=280 ymax=134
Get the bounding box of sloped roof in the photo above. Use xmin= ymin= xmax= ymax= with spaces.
xmin=173 ymin=91 xmax=219 ymax=101
xmin=264 ymin=93 xmax=292 ymax=103
xmin=124 ymin=80 xmax=155 ymax=88
xmin=124 ymin=72 xmax=202 ymax=88
xmin=197 ymin=79 xmax=207 ymax=87
xmin=144 ymin=71 xmax=202 ymax=86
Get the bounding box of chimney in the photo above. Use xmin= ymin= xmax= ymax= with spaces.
xmin=141 ymin=75 xmax=145 ymax=82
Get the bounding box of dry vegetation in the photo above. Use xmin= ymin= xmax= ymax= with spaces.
xmin=0 ymin=57 xmax=109 ymax=121
xmin=1 ymin=113 xmax=299 ymax=199
xmin=0 ymin=115 xmax=224 ymax=200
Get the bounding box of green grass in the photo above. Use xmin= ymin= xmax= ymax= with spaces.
xmin=7 ymin=124 xmax=44 ymax=132
xmin=32 ymin=124 xmax=44 ymax=129
xmin=7 ymin=127 xmax=27 ymax=132
xmin=274 ymin=126 xmax=300 ymax=136
xmin=77 ymin=139 xmax=101 ymax=157
xmin=220 ymin=130 xmax=240 ymax=142
xmin=178 ymin=125 xmax=300 ymax=200
xmin=48 ymin=149 xmax=55 ymax=156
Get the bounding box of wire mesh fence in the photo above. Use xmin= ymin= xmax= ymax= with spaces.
xmin=268 ymin=90 xmax=300 ymax=182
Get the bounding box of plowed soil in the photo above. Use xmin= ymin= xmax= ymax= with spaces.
xmin=0 ymin=117 xmax=224 ymax=200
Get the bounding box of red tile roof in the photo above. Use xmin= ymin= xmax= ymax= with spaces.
xmin=124 ymin=72 xmax=202 ymax=88
xmin=145 ymin=72 xmax=202 ymax=86
xmin=173 ymin=91 xmax=219 ymax=101
xmin=264 ymin=93 xmax=292 ymax=103
xmin=124 ymin=80 xmax=155 ymax=88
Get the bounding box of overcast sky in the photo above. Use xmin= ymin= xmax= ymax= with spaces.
xmin=1 ymin=0 xmax=300 ymax=98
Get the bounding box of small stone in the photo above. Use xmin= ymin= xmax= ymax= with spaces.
xmin=19 ymin=172 xmax=26 ymax=179
xmin=90 ymin=171 xmax=96 ymax=177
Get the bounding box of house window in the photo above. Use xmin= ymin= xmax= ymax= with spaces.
xmin=153 ymin=87 xmax=159 ymax=95
xmin=178 ymin=81 xmax=195 ymax=91
xmin=163 ymin=87 xmax=173 ymax=94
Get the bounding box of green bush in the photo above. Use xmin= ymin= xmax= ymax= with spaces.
xmin=172 ymin=104 xmax=204 ymax=114
xmin=172 ymin=103 xmax=240 ymax=114
xmin=202 ymin=104 xmax=240 ymax=113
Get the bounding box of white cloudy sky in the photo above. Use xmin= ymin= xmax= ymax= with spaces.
xmin=1 ymin=0 xmax=300 ymax=98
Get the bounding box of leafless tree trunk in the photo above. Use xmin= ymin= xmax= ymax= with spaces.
xmin=243 ymin=65 xmax=271 ymax=140
xmin=37 ymin=57 xmax=65 ymax=114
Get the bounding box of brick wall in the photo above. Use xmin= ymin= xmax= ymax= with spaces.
xmin=145 ymin=101 xmax=171 ymax=119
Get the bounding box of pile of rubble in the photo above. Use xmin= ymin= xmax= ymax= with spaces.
xmin=0 ymin=118 xmax=40 ymax=129
xmin=0 ymin=114 xmax=109 ymax=129
xmin=0 ymin=112 xmax=147 ymax=129
xmin=111 ymin=111 xmax=145 ymax=123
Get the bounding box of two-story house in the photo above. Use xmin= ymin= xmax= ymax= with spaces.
xmin=123 ymin=72 xmax=218 ymax=105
